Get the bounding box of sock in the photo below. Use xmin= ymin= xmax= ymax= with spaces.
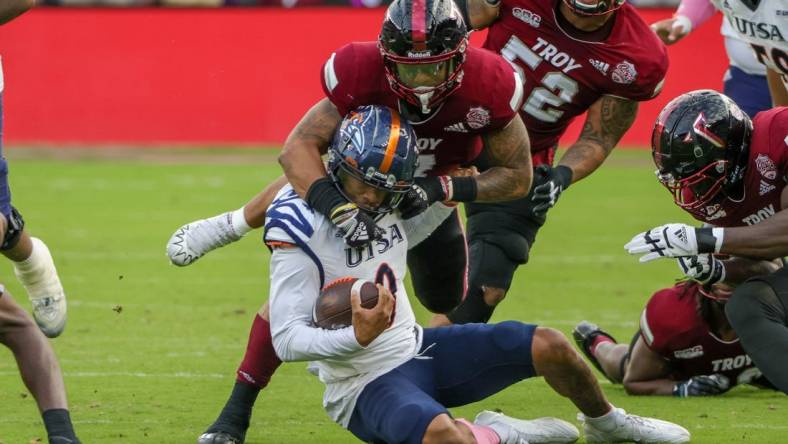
xmin=13 ymin=237 xmax=63 ymax=301
xmin=457 ymin=418 xmax=501 ymax=444
xmin=236 ymin=315 xmax=282 ymax=388
xmin=42 ymin=409 xmax=79 ymax=442
xmin=231 ymin=207 xmax=253 ymax=237
xmin=584 ymin=405 xmax=620 ymax=432
xmin=208 ymin=316 xmax=281 ymax=437
xmin=207 ymin=381 xmax=261 ymax=438
xmin=590 ymin=335 xmax=615 ymax=357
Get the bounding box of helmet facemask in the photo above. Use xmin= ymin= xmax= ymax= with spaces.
xmin=330 ymin=154 xmax=412 ymax=215
xmin=562 ymin=0 xmax=626 ymax=16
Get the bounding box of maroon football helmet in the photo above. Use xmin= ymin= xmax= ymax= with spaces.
xmin=379 ymin=0 xmax=468 ymax=113
xmin=651 ymin=90 xmax=752 ymax=218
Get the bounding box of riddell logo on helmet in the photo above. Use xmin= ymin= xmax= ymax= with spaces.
xmin=407 ymin=50 xmax=433 ymax=58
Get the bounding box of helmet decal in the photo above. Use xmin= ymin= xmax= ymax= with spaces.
xmin=691 ymin=113 xmax=725 ymax=148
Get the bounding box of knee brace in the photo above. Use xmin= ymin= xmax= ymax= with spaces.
xmin=1 ymin=207 xmax=24 ymax=251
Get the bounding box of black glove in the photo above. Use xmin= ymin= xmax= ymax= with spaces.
xmin=397 ymin=176 xmax=450 ymax=219
xmin=673 ymin=374 xmax=730 ymax=397
xmin=306 ymin=177 xmax=385 ymax=248
xmin=398 ymin=175 xmax=478 ymax=219
xmin=530 ymin=164 xmax=573 ymax=217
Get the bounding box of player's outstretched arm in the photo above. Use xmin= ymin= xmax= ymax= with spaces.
xmin=719 ymin=196 xmax=788 ymax=259
xmin=558 ymin=95 xmax=638 ymax=183
xmin=0 ymin=0 xmax=33 ymax=25
xmin=475 ymin=114 xmax=533 ymax=202
xmin=278 ymin=98 xmax=342 ymax=198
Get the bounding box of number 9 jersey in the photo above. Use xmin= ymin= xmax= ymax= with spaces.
xmin=483 ymin=0 xmax=669 ymax=161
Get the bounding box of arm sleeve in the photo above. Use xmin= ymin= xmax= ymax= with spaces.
xmin=675 ymin=0 xmax=717 ymax=29
xmin=269 ymin=248 xmax=364 ymax=362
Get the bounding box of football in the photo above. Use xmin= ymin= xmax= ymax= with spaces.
xmin=313 ymin=277 xmax=379 ymax=330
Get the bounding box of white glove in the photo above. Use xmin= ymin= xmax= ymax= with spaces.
xmin=625 ymin=223 xmax=723 ymax=263
xmin=677 ymin=254 xmax=726 ymax=285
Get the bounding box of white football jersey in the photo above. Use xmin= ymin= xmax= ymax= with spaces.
xmin=712 ymin=0 xmax=788 ymax=87
xmin=265 ymin=184 xmax=450 ymax=426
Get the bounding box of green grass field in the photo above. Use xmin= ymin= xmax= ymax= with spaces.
xmin=0 ymin=148 xmax=785 ymax=443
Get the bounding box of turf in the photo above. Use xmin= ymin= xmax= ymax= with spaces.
xmin=0 ymin=148 xmax=785 ymax=443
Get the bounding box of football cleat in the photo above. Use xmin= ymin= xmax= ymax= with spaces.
xmin=580 ymin=408 xmax=690 ymax=443
xmin=475 ymin=410 xmax=579 ymax=444
xmin=197 ymin=431 xmax=242 ymax=444
xmin=572 ymin=321 xmax=617 ymax=381
xmin=14 ymin=238 xmax=67 ymax=338
xmin=167 ymin=213 xmax=242 ymax=266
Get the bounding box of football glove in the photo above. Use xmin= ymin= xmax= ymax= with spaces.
xmin=673 ymin=374 xmax=730 ymax=397
xmin=677 ymin=254 xmax=726 ymax=285
xmin=530 ymin=165 xmax=572 ymax=217
xmin=306 ymin=177 xmax=385 ymax=248
xmin=329 ymin=203 xmax=386 ymax=248
xmin=625 ymin=223 xmax=723 ymax=263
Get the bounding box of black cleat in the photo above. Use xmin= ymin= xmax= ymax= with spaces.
xmin=197 ymin=431 xmax=243 ymax=444
xmin=572 ymin=321 xmax=617 ymax=381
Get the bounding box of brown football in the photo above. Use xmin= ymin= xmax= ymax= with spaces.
xmin=313 ymin=277 xmax=379 ymax=330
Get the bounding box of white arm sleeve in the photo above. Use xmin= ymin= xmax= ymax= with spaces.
xmin=269 ymin=247 xmax=364 ymax=362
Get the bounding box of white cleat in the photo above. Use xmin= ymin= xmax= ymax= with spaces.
xmin=14 ymin=238 xmax=67 ymax=338
xmin=475 ymin=410 xmax=579 ymax=444
xmin=580 ymin=408 xmax=690 ymax=443
xmin=167 ymin=213 xmax=242 ymax=267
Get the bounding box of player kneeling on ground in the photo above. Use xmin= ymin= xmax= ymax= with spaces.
xmin=625 ymin=90 xmax=788 ymax=393
xmin=573 ymin=256 xmax=781 ymax=396
xmin=200 ymin=105 xmax=690 ymax=444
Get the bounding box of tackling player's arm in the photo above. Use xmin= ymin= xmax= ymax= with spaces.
xmin=716 ymin=187 xmax=788 ymax=259
xmin=558 ymin=95 xmax=639 ymax=183
xmin=476 ymin=114 xmax=533 ymax=201
xmin=457 ymin=0 xmax=500 ymax=30
xmin=0 ymin=0 xmax=33 ymax=25
xmin=766 ymin=68 xmax=788 ymax=107
xmin=277 ymin=98 xmax=342 ymax=198
xmin=621 ymin=336 xmax=675 ymax=396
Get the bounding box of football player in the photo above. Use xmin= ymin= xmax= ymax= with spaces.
xmin=650 ymin=0 xmax=772 ymax=118
xmin=625 ymin=90 xmax=788 ymax=393
xmin=1 ymin=0 xmax=68 ymax=338
xmin=703 ymin=0 xmax=786 ymax=106
xmin=248 ymin=104 xmax=689 ymax=444
xmin=426 ymin=0 xmax=670 ymax=326
xmin=573 ymin=257 xmax=781 ymax=396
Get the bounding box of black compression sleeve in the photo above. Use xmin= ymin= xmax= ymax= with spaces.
xmin=305 ymin=177 xmax=347 ymax=218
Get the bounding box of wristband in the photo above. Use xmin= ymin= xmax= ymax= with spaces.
xmin=450 ymin=176 xmax=478 ymax=202
xmin=695 ymin=227 xmax=724 ymax=254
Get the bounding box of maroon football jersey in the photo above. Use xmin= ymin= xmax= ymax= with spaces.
xmin=483 ymin=0 xmax=668 ymax=162
xmin=691 ymin=107 xmax=788 ymax=227
xmin=640 ymin=283 xmax=761 ymax=385
xmin=321 ymin=42 xmax=523 ymax=177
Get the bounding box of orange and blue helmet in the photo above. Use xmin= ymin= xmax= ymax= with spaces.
xmin=328 ymin=105 xmax=419 ymax=214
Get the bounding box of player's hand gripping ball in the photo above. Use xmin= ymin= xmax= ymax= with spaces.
xmin=313 ymin=277 xmax=379 ymax=329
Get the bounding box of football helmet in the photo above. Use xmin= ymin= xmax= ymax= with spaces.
xmin=563 ymin=0 xmax=626 ymax=16
xmin=379 ymin=0 xmax=468 ymax=113
xmin=651 ymin=90 xmax=752 ymax=218
xmin=328 ymin=105 xmax=419 ymax=214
